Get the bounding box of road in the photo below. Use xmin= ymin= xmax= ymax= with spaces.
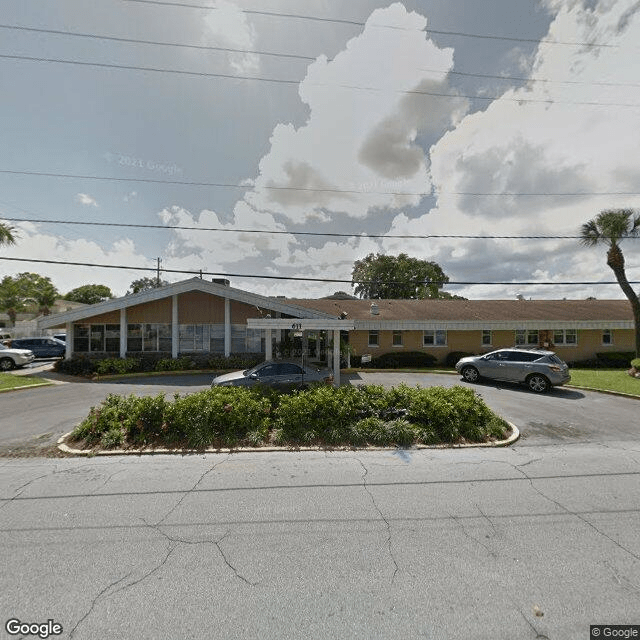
xmin=1 ymin=444 xmax=639 ymax=639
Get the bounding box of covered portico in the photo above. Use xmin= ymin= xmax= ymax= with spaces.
xmin=247 ymin=318 xmax=355 ymax=386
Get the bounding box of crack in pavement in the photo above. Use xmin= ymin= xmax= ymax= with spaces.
xmin=506 ymin=462 xmax=640 ymax=564
xmin=517 ymin=606 xmax=550 ymax=639
xmin=68 ymin=571 xmax=134 ymax=639
xmin=600 ymin=559 xmax=640 ymax=595
xmin=350 ymin=456 xmax=399 ymax=584
xmin=143 ymin=517 xmax=257 ymax=587
xmin=0 ymin=469 xmax=57 ymax=512
xmin=447 ymin=510 xmax=498 ymax=560
xmin=155 ymin=455 xmax=231 ymax=527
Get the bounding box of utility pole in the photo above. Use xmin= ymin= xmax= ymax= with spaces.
xmin=156 ymin=257 xmax=162 ymax=287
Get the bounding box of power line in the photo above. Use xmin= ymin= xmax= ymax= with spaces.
xmin=0 ymin=23 xmax=317 ymax=62
xmin=0 ymin=256 xmax=637 ymax=285
xmin=4 ymin=216 xmax=640 ymax=241
xmin=2 ymin=24 xmax=635 ymax=89
xmin=122 ymin=0 xmax=616 ymax=48
xmin=2 ymin=169 xmax=640 ymax=198
xmin=3 ymin=53 xmax=640 ymax=108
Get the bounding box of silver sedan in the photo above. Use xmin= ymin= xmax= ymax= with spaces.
xmin=212 ymin=360 xmax=334 ymax=391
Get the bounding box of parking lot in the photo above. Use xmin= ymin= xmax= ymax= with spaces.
xmin=0 ymin=368 xmax=639 ymax=454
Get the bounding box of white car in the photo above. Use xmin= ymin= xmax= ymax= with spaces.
xmin=0 ymin=343 xmax=36 ymax=371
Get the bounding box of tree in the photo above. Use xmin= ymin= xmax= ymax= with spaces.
xmin=581 ymin=208 xmax=640 ymax=358
xmin=351 ymin=253 xmax=452 ymax=299
xmin=0 ymin=272 xmax=59 ymax=321
xmin=0 ymin=223 xmax=16 ymax=247
xmin=64 ymin=284 xmax=113 ymax=305
xmin=127 ymin=276 xmax=168 ymax=295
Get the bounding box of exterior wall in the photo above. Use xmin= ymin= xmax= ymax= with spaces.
xmin=177 ymin=292 xmax=225 ymax=324
xmin=349 ymin=327 xmax=636 ymax=364
xmin=76 ymin=310 xmax=120 ymax=324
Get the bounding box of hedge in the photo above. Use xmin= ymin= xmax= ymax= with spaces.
xmin=54 ymin=353 xmax=263 ymax=376
xmin=69 ymin=383 xmax=509 ymax=450
xmin=360 ymin=351 xmax=437 ymax=369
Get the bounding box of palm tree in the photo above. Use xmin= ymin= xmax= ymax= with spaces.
xmin=0 ymin=223 xmax=16 ymax=247
xmin=581 ymin=208 xmax=640 ymax=358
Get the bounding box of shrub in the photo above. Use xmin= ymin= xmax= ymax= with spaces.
xmin=54 ymin=355 xmax=100 ymax=376
xmin=445 ymin=351 xmax=474 ymax=368
xmin=95 ymin=357 xmax=141 ymax=375
xmin=595 ymin=351 xmax=636 ymax=368
xmin=631 ymin=358 xmax=640 ymax=369
xmin=363 ymin=351 xmax=437 ymax=369
xmin=70 ymin=383 xmax=503 ymax=450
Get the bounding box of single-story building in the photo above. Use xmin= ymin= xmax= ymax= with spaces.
xmin=38 ymin=277 xmax=636 ymax=383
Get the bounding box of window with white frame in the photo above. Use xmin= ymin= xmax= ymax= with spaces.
xmin=368 ymin=330 xmax=379 ymax=347
xmin=515 ymin=329 xmax=539 ymax=345
xmin=482 ymin=330 xmax=492 ymax=346
xmin=423 ymin=329 xmax=446 ymax=346
xmin=553 ymin=329 xmax=577 ymax=345
xmin=74 ymin=323 xmax=121 ymax=352
xmin=602 ymin=329 xmax=613 ymax=345
xmin=392 ymin=330 xmax=403 ymax=346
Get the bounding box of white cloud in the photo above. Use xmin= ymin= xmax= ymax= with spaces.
xmin=244 ymin=3 xmax=466 ymax=223
xmin=202 ymin=0 xmax=260 ymax=74
xmin=378 ymin=0 xmax=640 ymax=300
xmin=75 ymin=193 xmax=98 ymax=207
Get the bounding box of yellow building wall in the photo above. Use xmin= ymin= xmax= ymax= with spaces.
xmin=348 ymin=327 xmax=635 ymax=364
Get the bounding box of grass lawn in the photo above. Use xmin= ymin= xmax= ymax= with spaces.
xmin=568 ymin=368 xmax=640 ymax=396
xmin=0 ymin=373 xmax=52 ymax=391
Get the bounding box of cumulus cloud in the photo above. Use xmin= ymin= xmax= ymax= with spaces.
xmin=202 ymin=0 xmax=260 ymax=74
xmin=75 ymin=193 xmax=98 ymax=207
xmin=378 ymin=0 xmax=640 ymax=300
xmin=244 ymin=3 xmax=466 ymax=222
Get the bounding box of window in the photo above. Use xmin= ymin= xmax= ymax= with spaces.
xmin=368 ymin=330 xmax=379 ymax=347
xmin=74 ymin=324 xmax=121 ymax=353
xmin=392 ymin=330 xmax=403 ymax=346
xmin=129 ymin=323 xmax=171 ymax=352
xmin=423 ymin=330 xmax=446 ymax=346
xmin=515 ymin=330 xmax=538 ymax=345
xmin=482 ymin=330 xmax=492 ymax=346
xmin=553 ymin=329 xmax=577 ymax=345
xmin=602 ymin=329 xmax=613 ymax=345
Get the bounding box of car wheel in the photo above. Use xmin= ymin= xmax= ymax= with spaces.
xmin=461 ymin=366 xmax=480 ymax=383
xmin=527 ymin=374 xmax=550 ymax=393
xmin=0 ymin=357 xmax=15 ymax=371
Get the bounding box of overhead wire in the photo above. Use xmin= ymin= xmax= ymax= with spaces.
xmin=0 ymin=256 xmax=636 ymax=285
xmin=122 ymin=0 xmax=617 ymax=48
xmin=3 ymin=53 xmax=640 ymax=108
xmin=2 ymin=23 xmax=636 ymax=88
xmin=2 ymin=169 xmax=640 ymax=197
xmin=3 ymin=216 xmax=640 ymax=241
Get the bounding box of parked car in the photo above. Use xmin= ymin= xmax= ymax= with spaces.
xmin=53 ymin=333 xmax=66 ymax=342
xmin=455 ymin=348 xmax=571 ymax=393
xmin=212 ymin=360 xmax=333 ymax=391
xmin=10 ymin=337 xmax=66 ymax=359
xmin=0 ymin=343 xmax=36 ymax=371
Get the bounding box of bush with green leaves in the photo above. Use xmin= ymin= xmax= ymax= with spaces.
xmin=362 ymin=351 xmax=437 ymax=369
xmin=629 ymin=358 xmax=640 ymax=369
xmin=95 ymin=357 xmax=141 ymax=375
xmin=595 ymin=351 xmax=636 ymax=368
xmin=70 ymin=383 xmax=507 ymax=450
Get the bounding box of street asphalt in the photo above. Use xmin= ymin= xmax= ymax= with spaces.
xmin=0 ymin=368 xmax=639 ymax=639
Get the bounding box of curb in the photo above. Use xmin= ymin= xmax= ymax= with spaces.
xmin=0 ymin=381 xmax=53 ymax=394
xmin=57 ymin=422 xmax=520 ymax=456
xmin=565 ymin=384 xmax=640 ymax=400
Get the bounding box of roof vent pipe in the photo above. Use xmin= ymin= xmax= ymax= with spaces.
xmin=370 ymin=302 xmax=379 ymax=315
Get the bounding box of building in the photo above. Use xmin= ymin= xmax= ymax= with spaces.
xmin=38 ymin=277 xmax=635 ymax=382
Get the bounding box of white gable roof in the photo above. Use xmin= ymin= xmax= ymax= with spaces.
xmin=37 ymin=278 xmax=334 ymax=329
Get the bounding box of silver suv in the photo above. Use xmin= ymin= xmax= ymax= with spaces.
xmin=455 ymin=348 xmax=571 ymax=393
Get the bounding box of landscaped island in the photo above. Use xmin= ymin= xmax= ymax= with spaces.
xmin=68 ymin=384 xmax=510 ymax=451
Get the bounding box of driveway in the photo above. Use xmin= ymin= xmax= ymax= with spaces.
xmin=0 ymin=370 xmax=638 ymax=454
xmin=348 ymin=372 xmax=640 ymax=447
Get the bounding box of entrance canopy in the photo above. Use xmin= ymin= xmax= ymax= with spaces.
xmin=247 ymin=318 xmax=355 ymax=386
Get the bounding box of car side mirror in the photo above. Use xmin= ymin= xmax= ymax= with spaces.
xmin=249 ymin=372 xmax=259 ymax=379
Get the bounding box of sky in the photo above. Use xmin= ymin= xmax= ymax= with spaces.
xmin=1 ymin=0 xmax=639 ymax=301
